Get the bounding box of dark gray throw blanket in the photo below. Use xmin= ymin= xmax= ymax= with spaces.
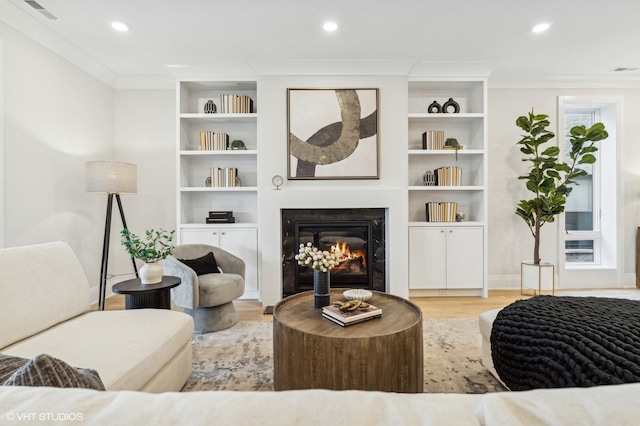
xmin=491 ymin=295 xmax=640 ymax=391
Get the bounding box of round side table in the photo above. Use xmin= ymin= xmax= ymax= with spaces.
xmin=112 ymin=276 xmax=181 ymax=310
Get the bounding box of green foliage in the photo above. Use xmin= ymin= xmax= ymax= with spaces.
xmin=120 ymin=228 xmax=175 ymax=263
xmin=515 ymin=109 xmax=608 ymax=264
xmin=445 ymin=138 xmax=461 ymax=160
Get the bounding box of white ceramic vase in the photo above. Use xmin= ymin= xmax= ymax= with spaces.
xmin=140 ymin=261 xmax=163 ymax=284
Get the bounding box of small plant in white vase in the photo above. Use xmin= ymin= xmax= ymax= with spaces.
xmin=120 ymin=228 xmax=175 ymax=284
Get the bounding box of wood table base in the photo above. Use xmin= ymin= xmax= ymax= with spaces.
xmin=273 ymin=290 xmax=423 ymax=393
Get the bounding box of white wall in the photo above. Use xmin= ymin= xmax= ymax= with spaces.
xmin=1 ymin=21 xmax=114 ymax=299
xmin=4 ymin=17 xmax=640 ymax=302
xmin=487 ymin=88 xmax=640 ymax=289
xmin=258 ymin=75 xmax=408 ymax=306
xmin=0 ymin=38 xmax=4 ymax=248
xmin=111 ymin=90 xmax=177 ymax=284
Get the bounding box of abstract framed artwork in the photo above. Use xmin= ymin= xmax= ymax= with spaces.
xmin=287 ymin=88 xmax=379 ymax=179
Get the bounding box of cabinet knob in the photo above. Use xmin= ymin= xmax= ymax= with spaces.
xmin=212 ymin=232 xmax=217 ymax=235
xmin=221 ymin=232 xmax=226 ymax=235
xmin=449 ymin=229 xmax=453 ymax=233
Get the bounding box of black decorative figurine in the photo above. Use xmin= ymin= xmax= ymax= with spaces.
xmin=442 ymin=98 xmax=460 ymax=113
xmin=427 ymin=101 xmax=442 ymax=113
xmin=204 ymin=100 xmax=216 ymax=114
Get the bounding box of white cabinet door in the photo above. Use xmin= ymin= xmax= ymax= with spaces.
xmin=219 ymin=228 xmax=258 ymax=297
xmin=180 ymin=228 xmax=220 ymax=246
xmin=178 ymin=227 xmax=258 ymax=298
xmin=409 ymin=227 xmax=447 ymax=289
xmin=446 ymin=227 xmax=484 ymax=289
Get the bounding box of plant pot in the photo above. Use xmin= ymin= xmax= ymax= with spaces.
xmin=521 ymin=261 xmax=555 ymax=296
xmin=140 ymin=261 xmax=163 ymax=284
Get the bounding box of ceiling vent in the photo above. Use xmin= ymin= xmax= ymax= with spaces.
xmin=611 ymin=66 xmax=639 ymax=72
xmin=24 ymin=0 xmax=58 ymax=20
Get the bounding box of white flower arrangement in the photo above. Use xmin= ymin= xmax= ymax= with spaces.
xmin=294 ymin=242 xmax=340 ymax=272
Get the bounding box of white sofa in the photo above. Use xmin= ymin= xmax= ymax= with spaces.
xmin=0 ymin=241 xmax=194 ymax=392
xmin=2 ymin=383 xmax=640 ymax=425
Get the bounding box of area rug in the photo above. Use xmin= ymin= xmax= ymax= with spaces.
xmin=182 ymin=318 xmax=506 ymax=394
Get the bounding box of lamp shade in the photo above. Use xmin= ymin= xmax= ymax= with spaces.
xmin=86 ymin=161 xmax=137 ymax=194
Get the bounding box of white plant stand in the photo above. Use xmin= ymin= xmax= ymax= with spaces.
xmin=521 ymin=261 xmax=555 ymax=296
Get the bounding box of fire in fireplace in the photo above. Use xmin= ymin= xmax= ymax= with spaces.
xmin=332 ymin=241 xmax=367 ymax=272
xmin=297 ymin=220 xmax=372 ymax=288
xmin=282 ymin=208 xmax=386 ymax=297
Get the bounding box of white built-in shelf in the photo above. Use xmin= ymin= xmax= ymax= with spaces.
xmin=180 ymin=150 xmax=258 ymax=156
xmin=408 ymin=186 xmax=484 ymax=191
xmin=180 ymin=186 xmax=258 ymax=192
xmin=408 ymin=113 xmax=484 ymax=120
xmin=409 ymin=221 xmax=484 ymax=227
xmin=408 ymin=149 xmax=484 ymax=156
xmin=180 ymin=113 xmax=257 ymax=123
xmin=180 ymin=222 xmax=258 ymax=228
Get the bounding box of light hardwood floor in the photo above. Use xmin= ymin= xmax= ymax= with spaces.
xmin=98 ymin=290 xmax=529 ymax=320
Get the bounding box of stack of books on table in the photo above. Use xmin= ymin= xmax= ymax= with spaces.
xmin=322 ymin=303 xmax=382 ymax=327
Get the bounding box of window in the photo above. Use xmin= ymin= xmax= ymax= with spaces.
xmin=564 ymin=109 xmax=600 ymax=264
xmin=559 ymin=98 xmax=619 ymax=271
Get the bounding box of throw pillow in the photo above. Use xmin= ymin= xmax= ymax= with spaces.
xmin=178 ymin=251 xmax=220 ymax=275
xmin=0 ymin=353 xmax=29 ymax=383
xmin=2 ymin=353 xmax=105 ymax=390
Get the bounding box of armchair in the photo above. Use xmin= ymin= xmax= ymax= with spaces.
xmin=165 ymin=244 xmax=245 ymax=333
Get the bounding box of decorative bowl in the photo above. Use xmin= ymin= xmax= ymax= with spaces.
xmin=343 ymin=289 xmax=373 ymax=302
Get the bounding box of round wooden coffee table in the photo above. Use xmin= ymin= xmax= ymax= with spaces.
xmin=273 ymin=289 xmax=423 ymax=393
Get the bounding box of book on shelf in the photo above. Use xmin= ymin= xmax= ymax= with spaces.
xmin=425 ymin=202 xmax=458 ymax=222
xmin=205 ymin=217 xmax=235 ymax=224
xmin=322 ymin=303 xmax=382 ymax=325
xmin=422 ymin=130 xmax=445 ymax=150
xmin=322 ymin=313 xmax=382 ymax=327
xmin=208 ymin=211 xmax=234 ymax=219
xmin=199 ymin=131 xmax=229 ymax=150
xmin=206 ymin=211 xmax=235 ymax=223
xmin=219 ymin=94 xmax=254 ymax=114
xmin=434 ymin=166 xmax=462 ymax=186
xmin=209 ymin=167 xmax=238 ymax=188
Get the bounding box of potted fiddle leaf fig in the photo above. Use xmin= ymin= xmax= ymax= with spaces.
xmin=515 ymin=109 xmax=608 ymax=292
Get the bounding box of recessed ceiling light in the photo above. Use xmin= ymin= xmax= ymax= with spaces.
xmin=532 ymin=22 xmax=551 ymax=33
xmin=111 ymin=21 xmax=130 ymax=32
xmin=323 ymin=21 xmax=338 ymax=32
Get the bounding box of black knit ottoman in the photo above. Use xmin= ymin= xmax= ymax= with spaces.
xmin=490 ymin=295 xmax=640 ymax=390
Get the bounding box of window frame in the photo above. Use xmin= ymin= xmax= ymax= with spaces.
xmin=556 ymin=96 xmax=623 ymax=289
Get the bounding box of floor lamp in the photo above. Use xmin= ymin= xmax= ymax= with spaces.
xmin=86 ymin=161 xmax=139 ymax=310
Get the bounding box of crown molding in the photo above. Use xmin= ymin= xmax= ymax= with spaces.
xmin=489 ymin=74 xmax=640 ymax=89
xmin=0 ymin=1 xmax=117 ymax=87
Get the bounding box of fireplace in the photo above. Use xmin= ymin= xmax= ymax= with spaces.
xmin=282 ymin=208 xmax=386 ymax=297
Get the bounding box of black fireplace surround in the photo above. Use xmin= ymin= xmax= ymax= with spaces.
xmin=281 ymin=208 xmax=386 ymax=297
